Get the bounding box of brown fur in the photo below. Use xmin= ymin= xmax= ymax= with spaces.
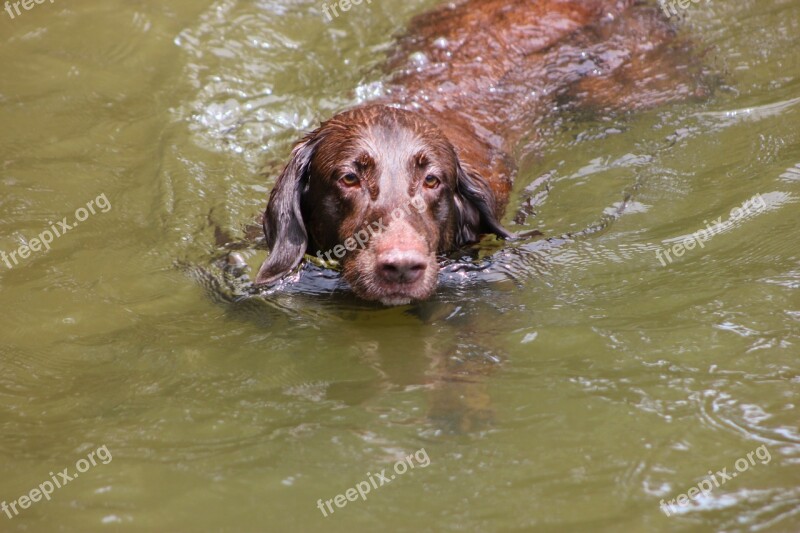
xmin=256 ymin=0 xmax=706 ymax=304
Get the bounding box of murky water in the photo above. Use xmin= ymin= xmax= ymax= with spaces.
xmin=1 ymin=0 xmax=799 ymax=531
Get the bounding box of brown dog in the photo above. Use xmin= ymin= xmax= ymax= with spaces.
xmin=255 ymin=0 xmax=705 ymax=305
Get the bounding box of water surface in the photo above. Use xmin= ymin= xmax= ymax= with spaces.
xmin=1 ymin=0 xmax=799 ymax=531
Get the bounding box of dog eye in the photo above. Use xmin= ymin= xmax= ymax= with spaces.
xmin=423 ymin=175 xmax=440 ymax=189
xmin=339 ymin=173 xmax=360 ymax=187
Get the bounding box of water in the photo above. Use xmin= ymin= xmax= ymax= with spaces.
xmin=1 ymin=0 xmax=799 ymax=531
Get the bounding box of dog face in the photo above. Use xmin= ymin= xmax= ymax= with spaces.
xmin=255 ymin=105 xmax=511 ymax=305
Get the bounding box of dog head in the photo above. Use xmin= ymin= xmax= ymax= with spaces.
xmin=255 ymin=105 xmax=511 ymax=305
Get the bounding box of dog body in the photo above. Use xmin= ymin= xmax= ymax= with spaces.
xmin=256 ymin=0 xmax=704 ymax=304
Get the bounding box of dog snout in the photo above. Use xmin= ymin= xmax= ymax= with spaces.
xmin=376 ymin=249 xmax=428 ymax=284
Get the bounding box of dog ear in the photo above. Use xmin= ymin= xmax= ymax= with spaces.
xmin=255 ymin=132 xmax=320 ymax=285
xmin=453 ymin=161 xmax=513 ymax=247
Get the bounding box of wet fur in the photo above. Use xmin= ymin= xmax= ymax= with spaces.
xmin=256 ymin=0 xmax=706 ymax=304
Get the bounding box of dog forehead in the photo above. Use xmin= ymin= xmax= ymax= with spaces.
xmin=315 ymin=107 xmax=455 ymax=177
xmin=360 ymin=121 xmax=428 ymax=165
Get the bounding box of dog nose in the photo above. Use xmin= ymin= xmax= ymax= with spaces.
xmin=377 ymin=250 xmax=427 ymax=284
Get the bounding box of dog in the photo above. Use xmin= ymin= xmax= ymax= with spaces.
xmin=255 ymin=0 xmax=706 ymax=305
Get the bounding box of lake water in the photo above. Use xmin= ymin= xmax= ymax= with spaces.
xmin=1 ymin=0 xmax=799 ymax=531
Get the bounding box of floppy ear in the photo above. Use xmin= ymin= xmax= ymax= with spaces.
xmin=453 ymin=162 xmax=514 ymax=247
xmin=255 ymin=132 xmax=319 ymax=285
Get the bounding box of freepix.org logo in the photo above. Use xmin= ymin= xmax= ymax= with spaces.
xmin=2 ymin=445 xmax=112 ymax=520
xmin=1 ymin=193 xmax=111 ymax=271
xmin=3 ymin=0 xmax=55 ymax=20
xmin=316 ymin=448 xmax=430 ymax=517
xmin=659 ymin=445 xmax=772 ymax=516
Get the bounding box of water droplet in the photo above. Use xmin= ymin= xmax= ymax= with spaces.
xmin=409 ymin=51 xmax=429 ymax=68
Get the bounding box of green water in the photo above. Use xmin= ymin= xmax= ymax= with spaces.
xmin=1 ymin=0 xmax=799 ymax=531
